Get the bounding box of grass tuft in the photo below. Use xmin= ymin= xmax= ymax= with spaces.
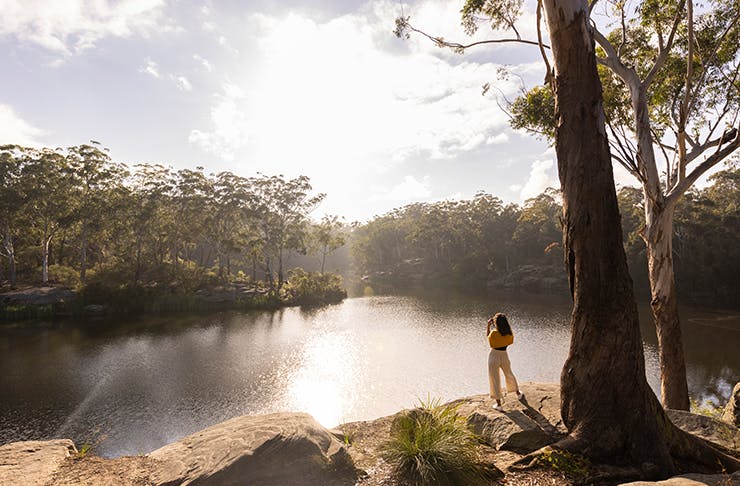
xmin=381 ymin=397 xmax=488 ymax=485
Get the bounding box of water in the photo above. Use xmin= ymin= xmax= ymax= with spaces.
xmin=0 ymin=293 xmax=737 ymax=457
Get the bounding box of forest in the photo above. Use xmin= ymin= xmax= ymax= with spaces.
xmin=351 ymin=168 xmax=740 ymax=306
xmin=0 ymin=144 xmax=347 ymax=313
xmin=2 ymin=143 xmax=738 ymax=312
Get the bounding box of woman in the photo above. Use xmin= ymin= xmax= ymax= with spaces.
xmin=486 ymin=313 xmax=524 ymax=411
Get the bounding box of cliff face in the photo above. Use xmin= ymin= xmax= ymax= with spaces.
xmin=1 ymin=383 xmax=737 ymax=486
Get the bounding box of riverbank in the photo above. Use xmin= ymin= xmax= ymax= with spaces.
xmin=0 ymin=276 xmax=347 ymax=322
xmin=2 ymin=383 xmax=738 ymax=485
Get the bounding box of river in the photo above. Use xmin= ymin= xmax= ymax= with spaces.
xmin=1 ymin=292 xmax=738 ymax=457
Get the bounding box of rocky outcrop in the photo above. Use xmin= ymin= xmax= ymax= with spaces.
xmin=193 ymin=284 xmax=268 ymax=303
xmin=619 ymin=472 xmax=740 ymax=485
xmin=2 ymin=383 xmax=738 ymax=485
xmin=666 ymin=409 xmax=740 ymax=452
xmin=722 ymin=382 xmax=740 ymax=428
xmin=449 ymin=383 xmax=566 ymax=454
xmin=0 ymin=439 xmax=77 ymax=486
xmin=0 ymin=287 xmax=75 ymax=307
xmin=148 ymin=412 xmax=357 ymax=486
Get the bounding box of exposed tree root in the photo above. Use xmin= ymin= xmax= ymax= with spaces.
xmin=509 ymin=426 xmax=740 ymax=483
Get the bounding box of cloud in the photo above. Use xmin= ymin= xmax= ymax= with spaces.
xmin=193 ymin=54 xmax=213 ymax=72
xmin=189 ymin=83 xmax=248 ymax=160
xmin=173 ymin=75 xmax=192 ymax=92
xmin=375 ymin=175 xmax=432 ymax=201
xmin=487 ymin=133 xmax=509 ymax=145
xmin=0 ymin=104 xmax=45 ymax=146
xmin=140 ymin=59 xmax=192 ymax=91
xmin=519 ymin=159 xmax=559 ymax=200
xmin=0 ymin=0 xmax=172 ymax=55
xmin=190 ymin=3 xmax=522 ymax=170
xmin=140 ymin=59 xmax=160 ymax=78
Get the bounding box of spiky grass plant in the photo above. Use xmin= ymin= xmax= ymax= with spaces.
xmin=381 ymin=397 xmax=487 ymax=485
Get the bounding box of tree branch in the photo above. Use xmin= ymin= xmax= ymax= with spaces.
xmin=676 ymin=0 xmax=694 ymax=182
xmin=593 ymin=28 xmax=638 ymax=85
xmin=668 ymin=127 xmax=740 ymax=202
xmin=397 ymin=18 xmax=549 ymax=52
xmin=687 ymin=127 xmax=739 ymax=163
xmin=537 ymin=0 xmax=553 ymax=84
xmin=643 ymin=0 xmax=686 ymax=88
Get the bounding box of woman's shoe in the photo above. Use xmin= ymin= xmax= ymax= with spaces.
xmin=516 ymin=391 xmax=525 ymax=401
xmin=493 ymin=404 xmax=504 ymax=412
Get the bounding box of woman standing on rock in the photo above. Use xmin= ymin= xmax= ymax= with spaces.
xmin=487 ymin=313 xmax=524 ymax=412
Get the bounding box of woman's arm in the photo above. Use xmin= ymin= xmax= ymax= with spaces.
xmin=486 ymin=317 xmax=493 ymax=336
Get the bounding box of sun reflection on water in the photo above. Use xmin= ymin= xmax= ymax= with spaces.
xmin=286 ymin=328 xmax=359 ymax=427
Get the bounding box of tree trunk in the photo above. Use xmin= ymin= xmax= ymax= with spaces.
xmin=277 ymin=248 xmax=284 ymax=291
xmin=644 ymin=200 xmax=690 ymax=410
xmin=80 ymin=222 xmax=88 ymax=284
xmin=42 ymin=235 xmax=51 ymax=284
xmin=541 ymin=0 xmax=737 ymax=475
xmin=631 ymin=79 xmax=690 ymax=411
xmin=134 ymin=237 xmax=143 ymax=285
xmin=3 ymin=227 xmax=16 ymax=286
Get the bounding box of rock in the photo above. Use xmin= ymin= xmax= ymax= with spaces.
xmin=0 ymin=439 xmax=77 ymax=486
xmin=0 ymin=287 xmax=75 ymax=307
xmin=448 ymin=382 xmax=566 ymax=454
xmin=619 ymin=471 xmax=740 ymax=485
xmin=148 ymin=412 xmax=357 ymax=486
xmin=665 ymin=409 xmax=740 ymax=452
xmin=721 ymin=382 xmax=740 ymax=428
xmin=83 ymin=304 xmax=105 ymax=316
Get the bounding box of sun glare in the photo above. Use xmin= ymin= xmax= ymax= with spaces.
xmin=287 ymin=329 xmax=359 ymax=427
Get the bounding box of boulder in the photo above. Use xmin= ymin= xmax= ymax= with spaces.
xmin=148 ymin=412 xmax=357 ymax=486
xmin=448 ymin=382 xmax=566 ymax=454
xmin=721 ymin=382 xmax=740 ymax=428
xmin=665 ymin=409 xmax=740 ymax=452
xmin=0 ymin=439 xmax=77 ymax=486
xmin=0 ymin=287 xmax=75 ymax=306
xmin=619 ymin=471 xmax=740 ymax=485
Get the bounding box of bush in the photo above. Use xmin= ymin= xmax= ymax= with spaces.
xmin=381 ymin=398 xmax=488 ymax=485
xmin=46 ymin=264 xmax=81 ymax=288
xmin=285 ymin=268 xmax=347 ymax=306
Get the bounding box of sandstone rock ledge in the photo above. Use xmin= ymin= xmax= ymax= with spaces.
xmin=1 ymin=383 xmax=738 ymax=486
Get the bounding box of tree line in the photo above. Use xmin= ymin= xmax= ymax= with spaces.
xmin=0 ymin=144 xmax=345 ymax=298
xmin=350 ymin=169 xmax=740 ymax=307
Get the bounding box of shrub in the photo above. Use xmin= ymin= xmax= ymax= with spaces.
xmin=537 ymin=448 xmax=590 ymax=480
xmin=285 ymin=268 xmax=347 ymax=306
xmin=381 ymin=398 xmax=487 ymax=485
xmin=46 ymin=264 xmax=81 ymax=288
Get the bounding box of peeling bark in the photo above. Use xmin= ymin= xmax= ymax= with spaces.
xmin=644 ymin=200 xmax=690 ymax=410
xmin=543 ymin=0 xmax=738 ymax=475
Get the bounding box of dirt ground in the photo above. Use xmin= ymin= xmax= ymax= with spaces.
xmin=48 ymin=455 xmax=159 ymax=486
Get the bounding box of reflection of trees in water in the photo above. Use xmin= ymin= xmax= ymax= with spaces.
xmin=687 ymin=365 xmax=737 ymax=406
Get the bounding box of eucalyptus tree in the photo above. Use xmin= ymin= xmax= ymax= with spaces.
xmin=251 ymin=174 xmax=325 ymax=291
xmin=398 ymin=0 xmax=739 ymax=474
xmin=67 ymin=144 xmax=127 ymax=283
xmin=208 ymin=171 xmax=254 ymax=276
xmin=512 ymin=0 xmax=739 ymax=409
xmin=512 ymin=190 xmax=562 ymax=264
xmin=173 ymin=167 xmax=212 ymax=265
xmin=311 ymin=215 xmax=346 ymax=274
xmin=402 ymin=0 xmax=739 ymax=411
xmin=19 ymin=147 xmax=76 ymax=284
xmin=127 ymin=164 xmax=176 ymax=282
xmin=0 ymin=146 xmax=23 ymax=286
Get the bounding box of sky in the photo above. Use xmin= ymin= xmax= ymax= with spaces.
xmin=0 ymin=0 xmax=618 ymax=222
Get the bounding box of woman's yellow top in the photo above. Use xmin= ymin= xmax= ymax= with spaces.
xmin=488 ymin=330 xmax=514 ymax=349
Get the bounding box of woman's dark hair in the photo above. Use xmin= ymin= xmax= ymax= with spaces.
xmin=493 ymin=313 xmax=512 ymax=336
